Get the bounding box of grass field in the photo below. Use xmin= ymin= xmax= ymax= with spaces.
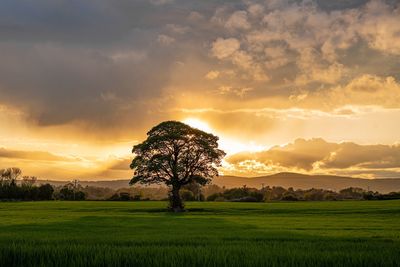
xmin=0 ymin=201 xmax=399 ymax=266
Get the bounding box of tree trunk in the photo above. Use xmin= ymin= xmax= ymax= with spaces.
xmin=169 ymin=186 xmax=184 ymax=212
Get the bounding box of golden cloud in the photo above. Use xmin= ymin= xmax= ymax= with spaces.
xmin=225 ymin=138 xmax=400 ymax=178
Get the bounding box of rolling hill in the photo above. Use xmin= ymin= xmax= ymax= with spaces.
xmin=212 ymin=172 xmax=400 ymax=193
xmin=38 ymin=172 xmax=400 ymax=193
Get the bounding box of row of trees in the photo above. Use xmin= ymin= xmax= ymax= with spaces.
xmin=57 ymin=183 xmax=400 ymax=202
xmin=0 ymin=168 xmax=86 ymax=201
xmin=0 ymin=168 xmax=52 ymax=200
xmin=206 ymin=185 xmax=400 ymax=202
xmin=3 ymin=167 xmax=400 ymax=202
xmin=78 ymin=184 xmax=400 ymax=202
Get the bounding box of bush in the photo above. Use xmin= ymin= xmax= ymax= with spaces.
xmin=206 ymin=193 xmax=221 ymax=201
xmin=180 ymin=190 xmax=195 ymax=201
xmin=205 ymin=186 xmax=400 ymax=202
xmin=232 ymin=196 xmax=259 ymax=202
xmin=57 ymin=187 xmax=86 ymax=201
xmin=107 ymin=192 xmax=144 ymax=201
xmin=38 ymin=184 xmax=54 ymax=200
xmin=0 ymin=181 xmax=54 ymax=201
xmin=281 ymin=194 xmax=298 ymax=201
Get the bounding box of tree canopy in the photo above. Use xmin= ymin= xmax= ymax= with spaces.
xmin=130 ymin=121 xmax=225 ymax=211
xmin=0 ymin=167 xmax=22 ymax=184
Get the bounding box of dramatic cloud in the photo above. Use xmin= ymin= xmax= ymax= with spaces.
xmin=225 ymin=11 xmax=251 ymax=31
xmin=1 ymin=0 xmax=399 ymax=130
xmin=208 ymin=0 xmax=400 ymax=97
xmin=289 ymin=74 xmax=400 ymax=110
xmin=0 ymin=0 xmax=399 ymax=179
xmin=211 ymin=38 xmax=241 ymax=59
xmin=225 ymin=138 xmax=400 ymax=178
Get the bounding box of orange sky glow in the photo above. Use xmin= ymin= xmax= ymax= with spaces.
xmin=1 ymin=0 xmax=400 ymax=180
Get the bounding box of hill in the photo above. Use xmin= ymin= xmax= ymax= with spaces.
xmin=37 ymin=179 xmax=131 ymax=190
xmin=212 ymin=172 xmax=400 ymax=193
xmin=38 ymin=172 xmax=400 ymax=193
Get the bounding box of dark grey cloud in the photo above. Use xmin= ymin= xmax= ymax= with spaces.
xmin=316 ymin=0 xmax=370 ymax=10
xmin=0 ymin=0 xmax=399 ymax=134
xmin=0 ymin=0 xmax=222 ymax=131
xmin=0 ymin=42 xmax=173 ymax=127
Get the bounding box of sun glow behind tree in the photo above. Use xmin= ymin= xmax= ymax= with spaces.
xmin=183 ymin=118 xmax=266 ymax=155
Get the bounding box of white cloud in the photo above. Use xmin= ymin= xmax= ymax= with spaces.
xmin=205 ymin=70 xmax=220 ymax=80
xmin=247 ymin=3 xmax=264 ymax=17
xmin=292 ymin=74 xmax=400 ymax=109
xmin=217 ymin=86 xmax=253 ymax=97
xmin=357 ymin=0 xmax=400 ymax=55
xmin=157 ymin=34 xmax=175 ymax=45
xmin=188 ymin=11 xmax=205 ymax=22
xmin=211 ymin=38 xmax=240 ymax=59
xmin=225 ymin=11 xmax=251 ymax=30
xmin=210 ymin=0 xmax=400 ymax=89
xmin=165 ymin=24 xmax=189 ymax=34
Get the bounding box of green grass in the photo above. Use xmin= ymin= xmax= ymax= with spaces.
xmin=0 ymin=201 xmax=399 ymax=266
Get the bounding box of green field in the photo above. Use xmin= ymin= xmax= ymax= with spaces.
xmin=0 ymin=201 xmax=399 ymax=266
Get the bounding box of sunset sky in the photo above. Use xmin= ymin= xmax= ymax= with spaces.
xmin=1 ymin=0 xmax=400 ymax=180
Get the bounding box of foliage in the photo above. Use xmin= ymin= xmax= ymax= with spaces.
xmin=55 ymin=186 xmax=86 ymax=201
xmin=363 ymin=191 xmax=400 ymax=200
xmin=81 ymin=186 xmax=115 ymax=200
xmin=37 ymin=184 xmax=54 ymax=200
xmin=0 ymin=168 xmax=54 ymax=201
xmin=108 ymin=192 xmax=143 ymax=201
xmin=207 ymin=186 xmax=263 ymax=202
xmin=0 ymin=182 xmax=54 ymax=201
xmin=206 ymin=185 xmax=400 ymax=202
xmin=182 ymin=181 xmax=205 ymax=201
xmin=180 ymin=189 xmax=196 ymax=201
xmin=0 ymin=167 xmax=22 ymax=186
xmin=130 ymin=121 xmax=225 ymax=211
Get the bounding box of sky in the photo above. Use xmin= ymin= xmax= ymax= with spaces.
xmin=0 ymin=0 xmax=400 ymax=180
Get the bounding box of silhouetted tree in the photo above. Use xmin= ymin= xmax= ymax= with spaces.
xmin=0 ymin=168 xmax=21 ymax=199
xmin=182 ymin=181 xmax=204 ymax=201
xmin=57 ymin=186 xmax=86 ymax=200
xmin=38 ymin=184 xmax=54 ymax=200
xmin=0 ymin=168 xmax=56 ymax=200
xmin=130 ymin=121 xmax=225 ymax=212
xmin=55 ymin=182 xmax=86 ymax=201
xmin=21 ymin=176 xmax=37 ymax=187
xmin=0 ymin=167 xmax=22 ymax=184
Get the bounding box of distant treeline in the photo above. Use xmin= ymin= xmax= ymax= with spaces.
xmin=101 ymin=183 xmax=400 ymax=202
xmin=206 ymin=186 xmax=400 ymax=202
xmin=0 ymin=168 xmax=86 ymax=201
xmin=2 ymin=167 xmax=400 ymax=202
xmin=0 ymin=179 xmax=86 ymax=201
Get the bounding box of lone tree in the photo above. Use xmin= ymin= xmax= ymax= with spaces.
xmin=129 ymin=121 xmax=225 ymax=212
